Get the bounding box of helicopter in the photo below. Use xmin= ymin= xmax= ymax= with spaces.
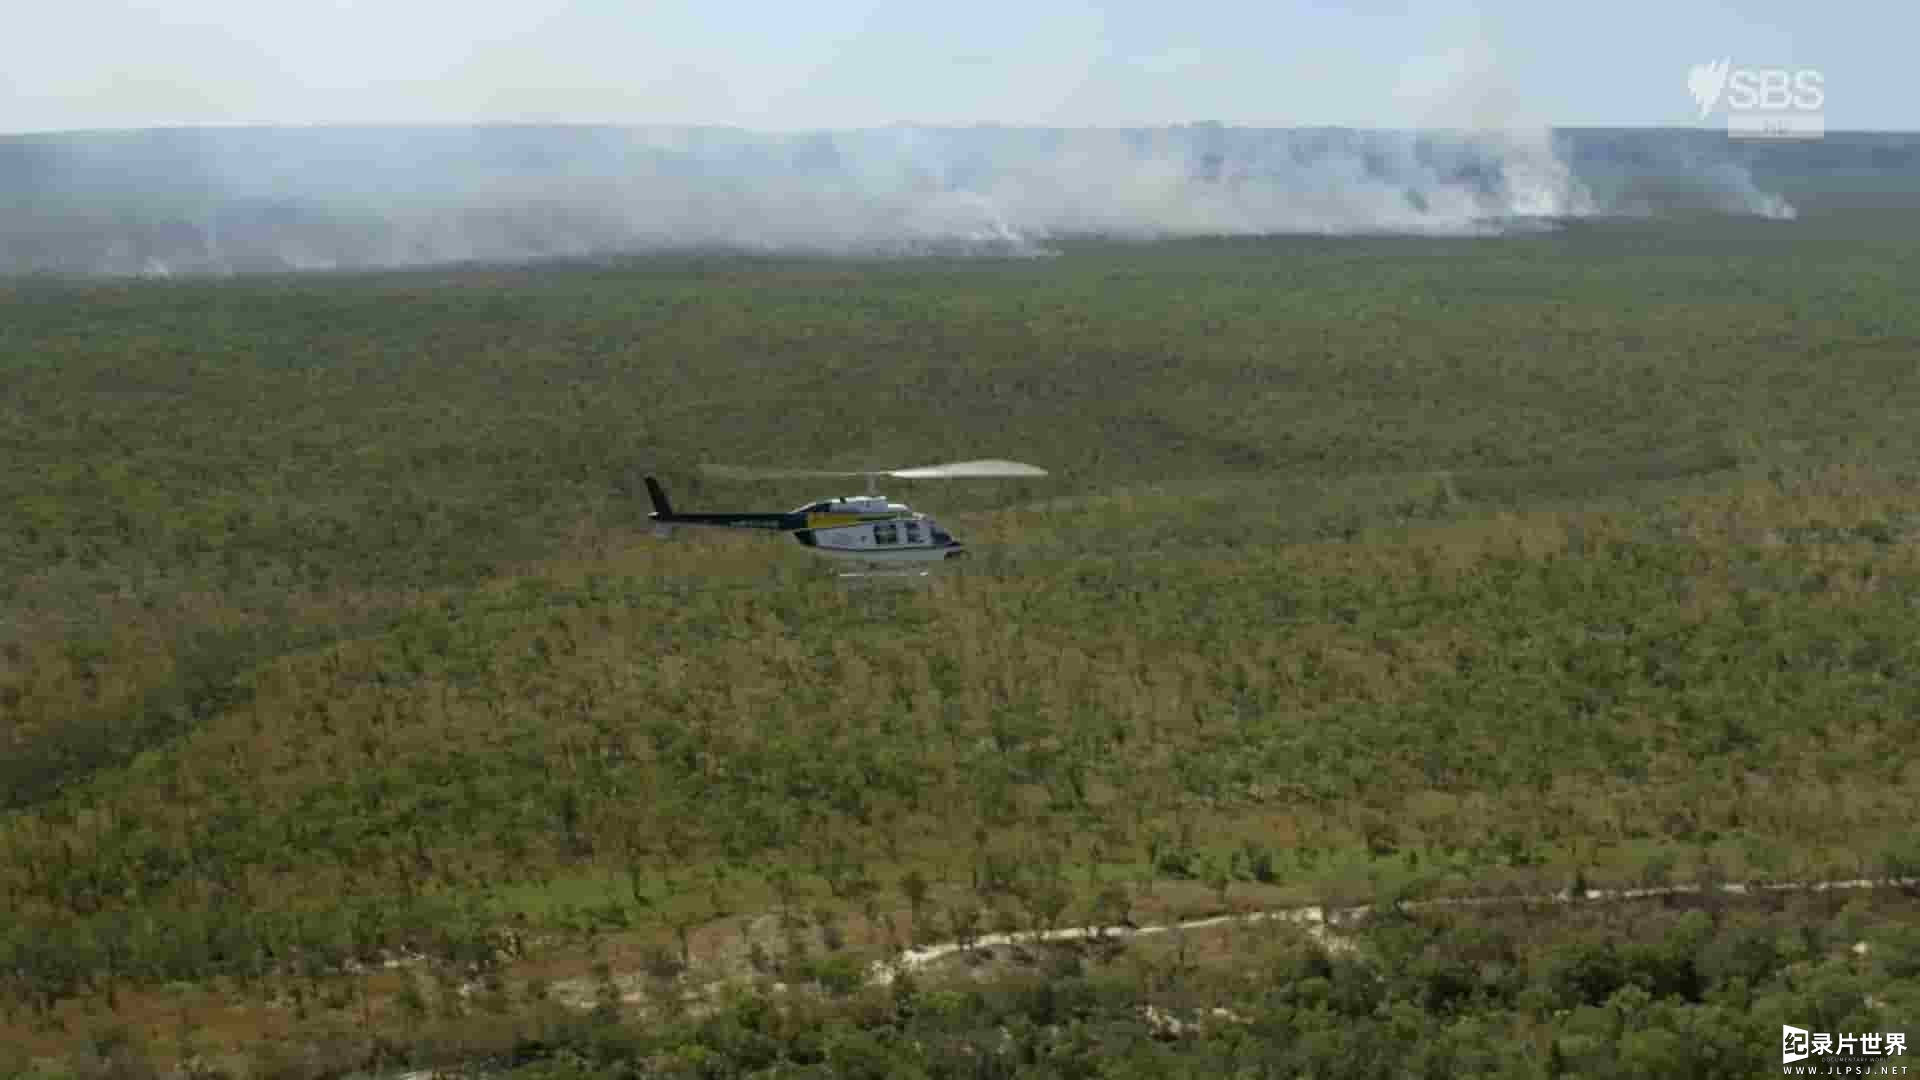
xmin=645 ymin=460 xmax=1047 ymax=569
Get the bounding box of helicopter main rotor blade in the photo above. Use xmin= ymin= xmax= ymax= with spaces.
xmin=885 ymin=460 xmax=1048 ymax=479
xmin=698 ymin=464 xmax=875 ymax=480
xmin=700 ymin=460 xmax=1048 ymax=481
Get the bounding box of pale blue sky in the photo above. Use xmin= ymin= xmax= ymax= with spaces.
xmin=1 ymin=0 xmax=1907 ymax=134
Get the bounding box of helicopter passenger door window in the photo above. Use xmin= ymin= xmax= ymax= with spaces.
xmin=874 ymin=522 xmax=899 ymax=545
xmin=904 ymin=521 xmax=923 ymax=544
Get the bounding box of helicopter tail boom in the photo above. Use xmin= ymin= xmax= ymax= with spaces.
xmin=644 ymin=476 xmax=805 ymax=532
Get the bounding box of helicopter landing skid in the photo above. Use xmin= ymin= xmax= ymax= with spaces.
xmin=836 ymin=569 xmax=932 ymax=585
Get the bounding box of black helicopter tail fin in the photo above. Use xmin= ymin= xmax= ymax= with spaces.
xmin=644 ymin=476 xmax=674 ymax=518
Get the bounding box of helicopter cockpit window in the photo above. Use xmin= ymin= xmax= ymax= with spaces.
xmin=904 ymin=521 xmax=923 ymax=544
xmin=874 ymin=522 xmax=899 ymax=545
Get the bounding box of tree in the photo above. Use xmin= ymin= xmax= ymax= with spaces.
xmin=948 ymin=903 xmax=982 ymax=956
xmin=1090 ymin=883 xmax=1134 ymax=939
xmin=900 ymin=868 xmax=930 ymax=916
xmin=1022 ymin=879 xmax=1072 ymax=939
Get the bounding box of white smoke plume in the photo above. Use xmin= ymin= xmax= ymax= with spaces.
xmin=0 ymin=121 xmax=1809 ymax=276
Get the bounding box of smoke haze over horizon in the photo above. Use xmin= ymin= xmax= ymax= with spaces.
xmin=4 ymin=0 xmax=1907 ymax=274
xmin=1 ymin=122 xmax=1857 ymax=275
xmin=0 ymin=122 xmax=1843 ymax=274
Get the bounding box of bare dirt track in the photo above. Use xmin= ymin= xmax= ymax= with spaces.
xmin=540 ymin=873 xmax=1918 ymax=1009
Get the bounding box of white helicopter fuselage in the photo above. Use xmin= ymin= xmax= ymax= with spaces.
xmin=791 ymin=497 xmax=967 ymax=564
